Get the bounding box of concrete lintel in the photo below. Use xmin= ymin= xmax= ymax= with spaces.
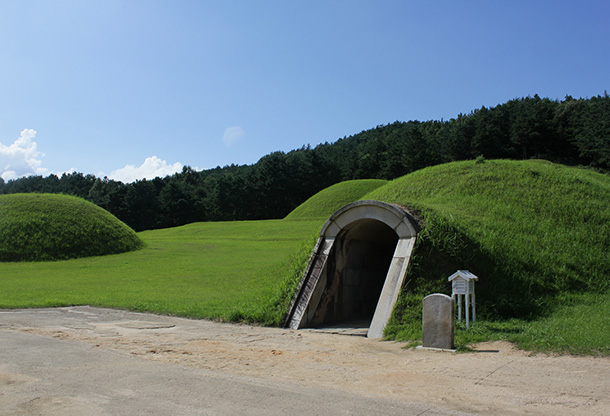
xmin=323 ymin=221 xmax=341 ymax=239
xmin=394 ymin=220 xmax=417 ymax=239
xmin=333 ymin=205 xmax=402 ymax=231
xmin=320 ymin=200 xmax=417 ymax=239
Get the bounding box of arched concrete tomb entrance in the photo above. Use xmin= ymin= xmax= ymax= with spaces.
xmin=285 ymin=200 xmax=418 ymax=339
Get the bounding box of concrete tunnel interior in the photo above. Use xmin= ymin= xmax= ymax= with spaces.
xmin=285 ymin=200 xmax=418 ymax=339
xmin=306 ymin=219 xmax=399 ymax=328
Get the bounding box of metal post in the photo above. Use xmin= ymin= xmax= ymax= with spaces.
xmin=465 ymin=293 xmax=470 ymax=328
xmin=472 ymin=293 xmax=476 ymax=323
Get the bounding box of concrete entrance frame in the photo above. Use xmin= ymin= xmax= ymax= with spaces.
xmin=285 ymin=200 xmax=419 ymax=339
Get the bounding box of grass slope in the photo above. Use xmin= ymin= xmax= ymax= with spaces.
xmin=285 ymin=179 xmax=387 ymax=219
xmin=0 ymin=193 xmax=143 ymax=261
xmin=364 ymin=159 xmax=610 ymax=354
xmin=0 ymin=218 xmax=322 ymax=325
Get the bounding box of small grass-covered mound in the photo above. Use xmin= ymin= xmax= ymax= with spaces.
xmin=0 ymin=193 xmax=143 ymax=261
xmin=285 ymin=179 xmax=388 ymax=219
xmin=363 ymin=159 xmax=610 ymax=353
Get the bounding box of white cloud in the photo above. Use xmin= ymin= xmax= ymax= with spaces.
xmin=0 ymin=129 xmax=48 ymax=181
xmin=222 ymin=126 xmax=245 ymax=147
xmin=108 ymin=156 xmax=183 ymax=183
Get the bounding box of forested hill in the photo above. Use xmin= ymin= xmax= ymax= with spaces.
xmin=1 ymin=93 xmax=609 ymax=231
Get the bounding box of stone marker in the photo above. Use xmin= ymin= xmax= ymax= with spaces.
xmin=422 ymin=294 xmax=454 ymax=349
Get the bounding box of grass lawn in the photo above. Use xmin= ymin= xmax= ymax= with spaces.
xmin=2 ymin=161 xmax=609 ymax=356
xmin=0 ymin=219 xmax=322 ymax=323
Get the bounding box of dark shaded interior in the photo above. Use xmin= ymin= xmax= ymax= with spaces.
xmin=310 ymin=219 xmax=399 ymax=327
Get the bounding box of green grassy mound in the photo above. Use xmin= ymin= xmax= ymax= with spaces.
xmin=285 ymin=179 xmax=388 ymax=219
xmin=362 ymin=159 xmax=610 ymax=353
xmin=0 ymin=193 xmax=143 ymax=261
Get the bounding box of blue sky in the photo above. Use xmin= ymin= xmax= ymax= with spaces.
xmin=1 ymin=0 xmax=608 ymax=182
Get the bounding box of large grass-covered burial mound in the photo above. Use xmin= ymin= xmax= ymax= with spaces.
xmin=361 ymin=159 xmax=610 ymax=348
xmin=285 ymin=159 xmax=610 ymax=354
xmin=293 ymin=160 xmax=610 ymax=315
xmin=0 ymin=193 xmax=143 ymax=261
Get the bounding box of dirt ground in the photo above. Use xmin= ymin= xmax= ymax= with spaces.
xmin=2 ymin=306 xmax=609 ymax=415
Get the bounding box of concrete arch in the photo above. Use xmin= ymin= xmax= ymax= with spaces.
xmin=285 ymin=200 xmax=418 ymax=339
xmin=320 ymin=200 xmax=418 ymax=239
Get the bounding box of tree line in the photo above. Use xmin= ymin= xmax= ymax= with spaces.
xmin=1 ymin=93 xmax=608 ymax=231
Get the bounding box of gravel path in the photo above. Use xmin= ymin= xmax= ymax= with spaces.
xmin=1 ymin=306 xmax=608 ymax=415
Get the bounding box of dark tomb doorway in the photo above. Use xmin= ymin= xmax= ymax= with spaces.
xmin=285 ymin=200 xmax=418 ymax=338
xmin=309 ymin=219 xmax=399 ymax=329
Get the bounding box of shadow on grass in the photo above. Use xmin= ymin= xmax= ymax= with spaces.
xmin=385 ymin=217 xmax=557 ymax=342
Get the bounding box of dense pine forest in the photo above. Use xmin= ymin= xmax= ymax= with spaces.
xmin=1 ymin=94 xmax=609 ymax=231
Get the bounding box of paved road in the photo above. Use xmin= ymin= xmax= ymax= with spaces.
xmin=0 ymin=308 xmax=469 ymax=416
